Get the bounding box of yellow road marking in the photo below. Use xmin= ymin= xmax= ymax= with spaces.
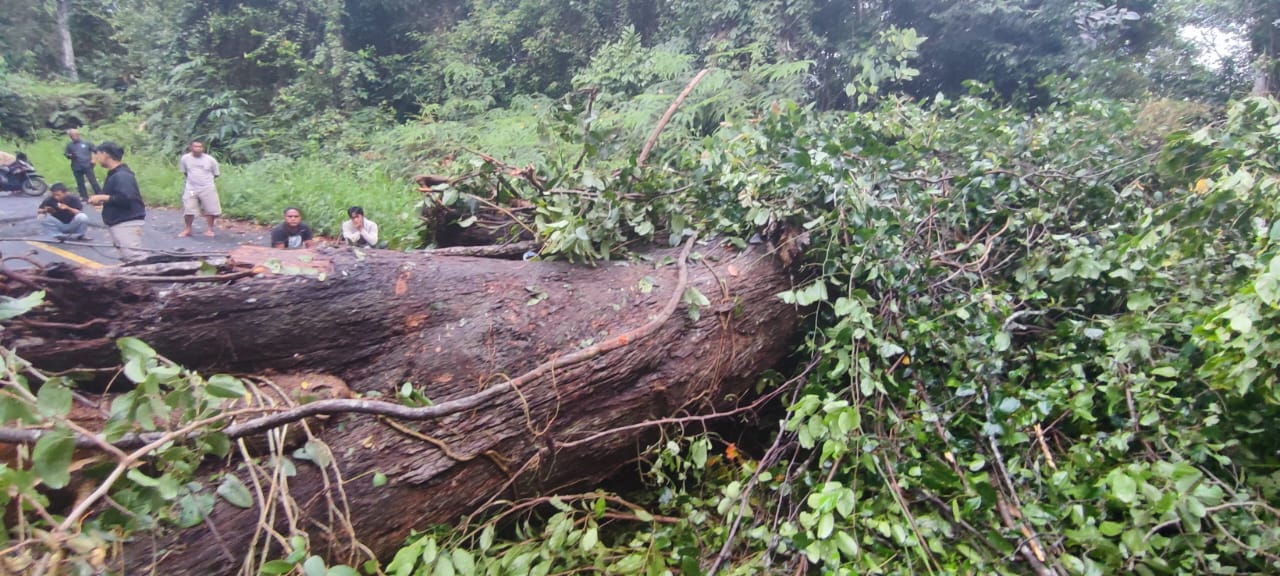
xmin=25 ymin=240 xmax=105 ymax=269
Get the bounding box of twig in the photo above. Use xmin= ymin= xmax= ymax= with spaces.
xmin=12 ymin=318 xmax=109 ymax=330
xmin=637 ymin=69 xmax=710 ymax=167
xmin=1034 ymin=423 xmax=1057 ymax=471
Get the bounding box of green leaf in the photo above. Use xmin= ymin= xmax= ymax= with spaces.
xmin=387 ymin=538 xmax=425 ymax=576
xmin=794 ymin=282 xmax=829 ymax=306
xmin=451 ymin=550 xmax=475 ymax=576
xmin=303 ymin=556 xmax=327 ymax=576
xmin=372 ymin=472 xmax=388 ymax=487
xmin=0 ymin=291 xmax=43 ymax=321
xmin=1110 ymin=472 xmax=1137 ymax=504
xmin=478 ymin=524 xmax=495 ymax=551
xmin=1127 ymin=291 xmax=1155 ymax=312
xmin=127 ymin=468 xmax=162 ymax=487
xmin=36 ymin=381 xmax=73 ymax=417
xmin=206 ymin=374 xmax=248 ymax=399
xmin=259 ymin=560 xmax=295 ymax=575
xmin=33 ymin=427 xmax=75 ymax=489
xmin=683 ymin=286 xmax=711 ymax=307
xmin=326 ymin=566 xmax=359 ymax=576
xmin=218 ymin=474 xmax=255 ymax=508
xmin=431 ymin=551 xmax=454 ymax=576
xmin=117 ymin=337 xmax=158 ymax=361
xmin=690 ymin=438 xmax=708 ymax=468
xmin=1150 ymin=366 xmax=1178 ymax=378
xmin=123 ymin=357 xmax=148 ymax=383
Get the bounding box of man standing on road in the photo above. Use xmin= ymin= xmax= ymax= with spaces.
xmin=64 ymin=129 xmax=100 ymax=201
xmin=37 ymin=183 xmax=90 ymax=241
xmin=178 ymin=140 xmax=221 ymax=237
xmin=87 ymin=141 xmax=147 ymax=262
xmin=270 ymin=207 xmax=315 ymax=249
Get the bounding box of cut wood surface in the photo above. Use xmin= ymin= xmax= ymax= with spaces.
xmin=3 ymin=241 xmax=799 ymax=575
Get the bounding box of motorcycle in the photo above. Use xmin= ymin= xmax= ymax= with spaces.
xmin=0 ymin=152 xmax=50 ymax=197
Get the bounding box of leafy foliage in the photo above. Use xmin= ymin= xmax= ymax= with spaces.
xmin=407 ymin=85 xmax=1280 ymax=574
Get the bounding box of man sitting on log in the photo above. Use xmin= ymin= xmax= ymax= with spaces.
xmin=270 ymin=207 xmax=315 ymax=249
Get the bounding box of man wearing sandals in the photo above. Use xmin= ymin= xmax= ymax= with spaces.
xmin=178 ymin=140 xmax=222 ymax=237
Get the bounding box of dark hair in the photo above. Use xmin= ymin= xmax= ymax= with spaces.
xmin=283 ymin=206 xmax=302 ymax=216
xmin=347 ymin=206 xmax=364 ymax=218
xmin=50 ymin=182 xmax=68 ymax=193
xmin=95 ymin=141 xmax=125 ymax=161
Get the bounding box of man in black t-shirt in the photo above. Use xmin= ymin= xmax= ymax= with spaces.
xmin=37 ymin=183 xmax=90 ymax=240
xmin=270 ymin=207 xmax=315 ymax=249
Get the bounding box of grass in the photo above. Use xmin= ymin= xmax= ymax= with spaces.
xmin=2 ymin=126 xmax=424 ymax=248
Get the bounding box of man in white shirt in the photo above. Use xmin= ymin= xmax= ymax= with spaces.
xmin=178 ymin=140 xmax=222 ymax=237
xmin=341 ymin=206 xmax=381 ymax=248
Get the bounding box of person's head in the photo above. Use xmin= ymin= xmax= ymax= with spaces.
xmin=347 ymin=206 xmax=364 ymax=226
xmin=50 ymin=183 xmax=68 ymax=201
xmin=189 ymin=141 xmax=205 ymax=157
xmin=67 ymin=129 xmax=80 ymax=142
xmin=283 ymin=207 xmax=303 ymax=228
xmin=92 ymin=141 xmax=125 ymax=168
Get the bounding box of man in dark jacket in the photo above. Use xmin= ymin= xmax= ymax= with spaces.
xmin=87 ymin=141 xmax=147 ymax=262
xmin=64 ymin=129 xmax=101 ymax=201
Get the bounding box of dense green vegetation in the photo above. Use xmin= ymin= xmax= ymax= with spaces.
xmin=2 ymin=0 xmax=1280 ymax=574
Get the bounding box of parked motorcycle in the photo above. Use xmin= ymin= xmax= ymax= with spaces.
xmin=0 ymin=152 xmax=50 ymax=197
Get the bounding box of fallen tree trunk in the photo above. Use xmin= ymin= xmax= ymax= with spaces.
xmin=1 ymin=240 xmax=799 ymax=575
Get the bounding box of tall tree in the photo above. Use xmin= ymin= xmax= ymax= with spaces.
xmin=54 ymin=0 xmax=77 ymax=80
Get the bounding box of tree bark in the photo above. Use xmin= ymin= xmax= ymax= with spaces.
xmin=55 ymin=0 xmax=78 ymax=82
xmin=3 ymin=241 xmax=799 ymax=575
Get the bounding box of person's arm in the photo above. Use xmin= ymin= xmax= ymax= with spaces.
xmin=362 ymin=220 xmax=379 ymax=246
xmin=212 ymin=157 xmax=220 ymax=178
xmin=270 ymin=227 xmax=286 ymax=249
xmin=341 ymin=220 xmax=361 ymax=244
xmin=64 ymin=142 xmax=74 ymax=159
xmin=302 ymin=225 xmax=316 ymax=248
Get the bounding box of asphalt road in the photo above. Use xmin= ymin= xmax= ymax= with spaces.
xmin=0 ymin=194 xmax=273 ymax=269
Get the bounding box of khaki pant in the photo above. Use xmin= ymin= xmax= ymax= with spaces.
xmin=182 ymin=187 xmax=222 ymax=216
xmin=108 ymin=220 xmax=147 ymax=262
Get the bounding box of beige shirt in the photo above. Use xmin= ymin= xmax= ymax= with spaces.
xmin=179 ymin=153 xmax=220 ymax=193
xmin=342 ymin=219 xmax=379 ymax=246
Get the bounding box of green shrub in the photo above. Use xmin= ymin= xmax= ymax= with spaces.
xmin=0 ymin=72 xmax=116 ymax=140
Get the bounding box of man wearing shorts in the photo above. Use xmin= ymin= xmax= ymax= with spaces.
xmin=178 ymin=140 xmax=221 ymax=237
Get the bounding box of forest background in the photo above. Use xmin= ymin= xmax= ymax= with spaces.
xmin=2 ymin=0 xmax=1280 ymax=574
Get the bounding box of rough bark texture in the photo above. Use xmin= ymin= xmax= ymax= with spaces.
xmin=55 ymin=0 xmax=78 ymax=82
xmin=4 ymin=242 xmax=798 ymax=575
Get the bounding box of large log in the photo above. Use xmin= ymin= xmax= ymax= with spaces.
xmin=1 ymin=241 xmax=799 ymax=574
